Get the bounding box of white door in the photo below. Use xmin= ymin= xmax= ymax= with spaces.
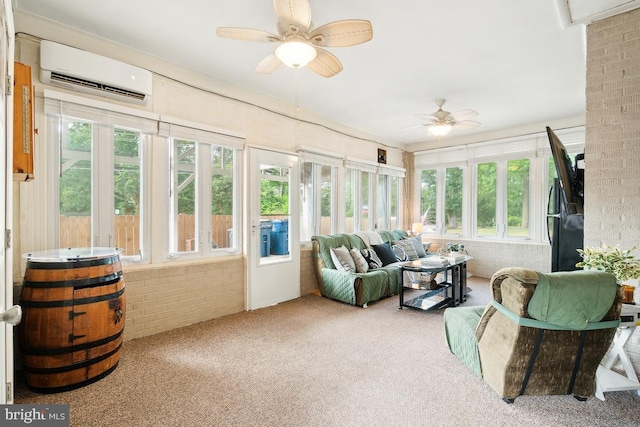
xmin=0 ymin=0 xmax=15 ymax=404
xmin=247 ymin=147 xmax=299 ymax=310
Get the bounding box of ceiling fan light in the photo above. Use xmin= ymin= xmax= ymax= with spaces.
xmin=429 ymin=123 xmax=453 ymax=136
xmin=275 ymin=41 xmax=317 ymax=68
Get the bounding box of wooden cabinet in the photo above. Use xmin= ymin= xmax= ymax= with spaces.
xmin=13 ymin=61 xmax=34 ymax=181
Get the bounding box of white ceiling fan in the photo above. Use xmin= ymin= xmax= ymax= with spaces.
xmin=413 ymin=99 xmax=481 ymax=136
xmin=216 ymin=0 xmax=373 ymax=78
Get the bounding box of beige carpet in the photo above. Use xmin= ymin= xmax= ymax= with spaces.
xmin=14 ymin=277 xmax=640 ymax=427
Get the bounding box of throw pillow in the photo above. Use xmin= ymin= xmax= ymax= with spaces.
xmin=392 ymin=244 xmax=409 ymax=262
xmin=350 ymin=248 xmax=369 ymax=273
xmin=330 ymin=246 xmax=356 ymax=272
xmin=393 ymin=239 xmax=419 ymax=260
xmin=372 ymin=241 xmax=398 ymax=266
xmin=361 ymin=248 xmax=382 ymax=270
xmin=409 ymin=236 xmax=428 ymax=258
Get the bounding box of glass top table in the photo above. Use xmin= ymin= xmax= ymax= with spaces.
xmin=399 ymin=256 xmax=471 ymax=311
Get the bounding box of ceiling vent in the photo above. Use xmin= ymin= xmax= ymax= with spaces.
xmin=39 ymin=40 xmax=152 ymax=105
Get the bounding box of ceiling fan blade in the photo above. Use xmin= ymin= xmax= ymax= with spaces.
xmin=216 ymin=27 xmax=281 ymax=43
xmin=402 ymin=124 xmax=430 ymax=130
xmin=308 ymin=48 xmax=343 ymax=78
xmin=308 ymin=20 xmax=373 ymax=47
xmin=446 ymin=109 xmax=479 ymax=123
xmin=455 ymin=120 xmax=481 ymax=129
xmin=255 ymin=54 xmax=283 ymax=74
xmin=274 ymin=0 xmax=312 ymax=35
xmin=414 ymin=114 xmax=438 ymax=122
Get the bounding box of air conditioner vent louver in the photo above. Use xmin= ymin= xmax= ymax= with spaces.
xmin=50 ymin=72 xmax=147 ymax=102
xmin=40 ymin=40 xmax=152 ymax=105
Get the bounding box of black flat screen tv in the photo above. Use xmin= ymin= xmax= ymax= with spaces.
xmin=546 ymin=127 xmax=583 ymax=214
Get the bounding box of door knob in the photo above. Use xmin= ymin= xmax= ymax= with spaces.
xmin=1 ymin=305 xmax=22 ymax=326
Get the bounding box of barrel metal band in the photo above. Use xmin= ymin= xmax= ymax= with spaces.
xmin=20 ymin=328 xmax=124 ymax=356
xmin=20 ymin=287 xmax=125 ymax=308
xmin=22 ymin=342 xmax=122 ymax=374
xmin=25 ymin=362 xmax=120 ymax=394
xmin=22 ymin=271 xmax=122 ymax=289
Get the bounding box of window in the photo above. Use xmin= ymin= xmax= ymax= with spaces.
xmin=415 ymin=127 xmax=585 ymax=243
xmin=345 ymin=168 xmax=356 ymax=233
xmin=420 ymin=169 xmax=437 ymax=233
xmin=474 ymin=159 xmax=531 ymax=238
xmin=172 ymin=139 xmax=197 ymax=253
xmin=507 ymin=159 xmax=530 ymax=238
xmin=476 ymin=162 xmax=496 ymax=237
xmin=161 ymin=118 xmax=243 ymax=258
xmin=320 ymin=165 xmax=334 ymax=235
xmin=417 ymin=167 xmax=463 ymax=235
xmin=169 ymin=138 xmax=239 ymax=255
xmin=376 ymin=174 xmax=388 ymax=230
xmin=47 ymin=98 xmax=154 ymax=261
xmin=344 ymin=165 xmax=375 ymax=232
xmin=299 ymin=151 xmax=341 ymax=240
xmin=360 ymin=171 xmax=371 ymax=231
xmin=377 ymin=166 xmax=404 ymax=231
xmin=444 ymin=167 xmax=463 ymax=235
xmin=390 ymin=176 xmax=400 ymax=230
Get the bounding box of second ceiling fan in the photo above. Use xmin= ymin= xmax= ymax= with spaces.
xmin=216 ymin=0 xmax=373 ymax=77
xmin=414 ymin=99 xmax=481 ymax=136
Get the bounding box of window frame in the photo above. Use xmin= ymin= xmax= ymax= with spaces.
xmin=45 ymin=98 xmax=154 ymax=263
xmin=414 ymin=127 xmax=585 ymax=243
xmin=167 ymin=137 xmax=242 ymax=259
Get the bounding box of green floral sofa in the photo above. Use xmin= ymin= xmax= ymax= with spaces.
xmin=311 ymin=230 xmax=429 ymax=307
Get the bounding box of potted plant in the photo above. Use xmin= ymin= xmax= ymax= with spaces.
xmin=446 ymin=243 xmax=466 ymax=255
xmin=576 ymin=244 xmax=640 ymax=283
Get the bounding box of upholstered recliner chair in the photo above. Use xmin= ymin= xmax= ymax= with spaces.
xmin=444 ymin=267 xmax=622 ymax=403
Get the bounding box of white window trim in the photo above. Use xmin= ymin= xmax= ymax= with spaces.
xmin=414 ymin=127 xmax=585 ymax=243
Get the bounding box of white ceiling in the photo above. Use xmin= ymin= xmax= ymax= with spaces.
xmin=12 ymin=0 xmax=620 ymax=151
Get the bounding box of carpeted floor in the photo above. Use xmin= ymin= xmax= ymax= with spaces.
xmin=14 ymin=277 xmax=640 ymax=427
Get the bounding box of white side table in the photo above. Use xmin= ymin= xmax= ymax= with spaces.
xmin=595 ymin=304 xmax=640 ymax=401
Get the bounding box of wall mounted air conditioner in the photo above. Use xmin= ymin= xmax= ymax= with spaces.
xmin=39 ymin=40 xmax=152 ymax=105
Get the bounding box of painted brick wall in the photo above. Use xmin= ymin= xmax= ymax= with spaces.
xmin=586 ymin=9 xmax=640 ymax=374
xmin=300 ymin=246 xmax=320 ymax=295
xmin=121 ymin=251 xmax=320 ymax=342
xmin=426 ymin=239 xmax=550 ymax=279
xmin=123 ymin=256 xmax=245 ymax=341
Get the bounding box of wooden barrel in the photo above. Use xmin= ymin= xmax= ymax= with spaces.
xmin=18 ymin=248 xmax=126 ymax=393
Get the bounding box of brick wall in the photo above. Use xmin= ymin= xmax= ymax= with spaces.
xmin=123 ymin=257 xmax=245 ymax=341
xmin=586 ymin=9 xmax=640 ymax=373
xmin=425 ymin=239 xmax=550 ymax=279
xmin=300 ymin=246 xmax=320 ymax=295
xmin=122 ymin=251 xmax=320 ymax=342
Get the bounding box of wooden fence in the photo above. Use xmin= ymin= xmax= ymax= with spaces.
xmin=60 ymin=215 xmax=285 ymax=255
xmin=60 ymin=214 xmax=390 ymax=256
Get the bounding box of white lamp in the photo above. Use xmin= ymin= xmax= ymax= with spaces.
xmin=428 ymin=123 xmax=452 ymax=136
xmin=275 ymin=40 xmax=317 ymax=68
xmin=411 ymin=222 xmax=423 ymax=236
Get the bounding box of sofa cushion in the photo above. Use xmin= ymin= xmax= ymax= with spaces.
xmin=393 ymin=239 xmax=419 ymax=260
xmin=372 ymin=241 xmax=398 ymax=266
xmin=330 ymin=246 xmax=356 ymax=272
xmin=361 ymin=248 xmax=382 ymax=269
xmin=355 ymin=231 xmax=384 ymax=247
xmin=409 ymin=236 xmax=427 ymax=258
xmin=350 ymin=248 xmax=369 ymax=273
xmin=314 ymin=234 xmax=354 ymax=270
xmin=392 ymin=243 xmax=409 ymax=262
